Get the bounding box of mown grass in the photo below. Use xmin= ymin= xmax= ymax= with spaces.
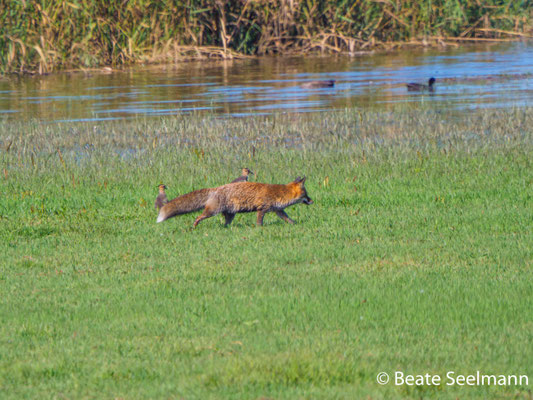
xmin=1 ymin=0 xmax=531 ymax=74
xmin=0 ymin=108 xmax=532 ymax=399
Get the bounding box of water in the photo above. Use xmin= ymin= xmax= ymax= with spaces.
xmin=1 ymin=43 xmax=532 ymax=123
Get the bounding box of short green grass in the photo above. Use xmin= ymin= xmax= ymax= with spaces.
xmin=0 ymin=108 xmax=532 ymax=399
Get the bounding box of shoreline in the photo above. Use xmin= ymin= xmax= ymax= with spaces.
xmin=3 ymin=38 xmax=531 ymax=77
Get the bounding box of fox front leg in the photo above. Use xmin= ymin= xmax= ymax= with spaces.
xmin=223 ymin=212 xmax=235 ymax=226
xmin=275 ymin=210 xmax=295 ymax=224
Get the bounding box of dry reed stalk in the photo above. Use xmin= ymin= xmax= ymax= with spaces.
xmin=0 ymin=0 xmax=530 ymax=74
xmin=476 ymin=28 xmax=533 ymax=37
xmin=429 ymin=36 xmax=519 ymax=42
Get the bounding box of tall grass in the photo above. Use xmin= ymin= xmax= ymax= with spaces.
xmin=1 ymin=0 xmax=531 ymax=74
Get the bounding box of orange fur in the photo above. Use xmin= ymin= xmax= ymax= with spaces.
xmin=157 ymin=177 xmax=312 ymax=227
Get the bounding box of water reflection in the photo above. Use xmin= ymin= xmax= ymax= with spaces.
xmin=0 ymin=43 xmax=532 ymax=122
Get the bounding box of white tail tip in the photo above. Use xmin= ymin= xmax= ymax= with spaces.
xmin=157 ymin=214 xmax=165 ymax=223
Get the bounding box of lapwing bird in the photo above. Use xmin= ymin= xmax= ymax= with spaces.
xmin=154 ymin=184 xmax=168 ymax=210
xmin=231 ymin=168 xmax=254 ymax=183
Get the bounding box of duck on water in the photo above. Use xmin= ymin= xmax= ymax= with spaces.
xmin=301 ymin=80 xmax=335 ymax=89
xmin=407 ymin=77 xmax=436 ymax=92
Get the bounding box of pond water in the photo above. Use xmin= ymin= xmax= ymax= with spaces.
xmin=1 ymin=43 xmax=532 ymax=122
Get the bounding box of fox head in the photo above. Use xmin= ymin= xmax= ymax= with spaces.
xmin=294 ymin=176 xmax=313 ymax=205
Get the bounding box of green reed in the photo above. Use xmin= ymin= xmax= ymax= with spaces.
xmin=1 ymin=0 xmax=531 ymax=74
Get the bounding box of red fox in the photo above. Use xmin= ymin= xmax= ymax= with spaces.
xmin=157 ymin=176 xmax=313 ymax=227
xmin=154 ymin=184 xmax=168 ymax=210
xmin=231 ymin=168 xmax=254 ymax=183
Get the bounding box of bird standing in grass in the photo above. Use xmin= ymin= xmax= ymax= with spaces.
xmin=407 ymin=77 xmax=436 ymax=92
xmin=155 ymin=184 xmax=168 ymax=210
xmin=231 ymin=168 xmax=254 ymax=183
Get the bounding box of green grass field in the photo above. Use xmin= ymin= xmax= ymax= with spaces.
xmin=1 ymin=108 xmax=532 ymax=399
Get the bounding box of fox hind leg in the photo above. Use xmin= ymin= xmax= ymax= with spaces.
xmin=275 ymin=210 xmax=295 ymax=224
xmin=256 ymin=211 xmax=266 ymax=226
xmin=193 ymin=206 xmax=218 ymax=228
xmin=223 ymin=212 xmax=235 ymax=226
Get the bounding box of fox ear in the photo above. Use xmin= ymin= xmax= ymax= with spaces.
xmin=294 ymin=176 xmax=306 ymax=184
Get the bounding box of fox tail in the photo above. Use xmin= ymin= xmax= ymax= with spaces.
xmin=157 ymin=188 xmax=213 ymax=223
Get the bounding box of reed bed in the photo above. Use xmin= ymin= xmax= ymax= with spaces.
xmin=1 ymin=0 xmax=531 ymax=74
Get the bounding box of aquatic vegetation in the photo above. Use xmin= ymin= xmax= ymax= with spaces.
xmin=1 ymin=0 xmax=531 ymax=74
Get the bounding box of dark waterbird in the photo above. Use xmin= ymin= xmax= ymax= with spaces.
xmin=301 ymin=80 xmax=335 ymax=89
xmin=407 ymin=77 xmax=436 ymax=92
